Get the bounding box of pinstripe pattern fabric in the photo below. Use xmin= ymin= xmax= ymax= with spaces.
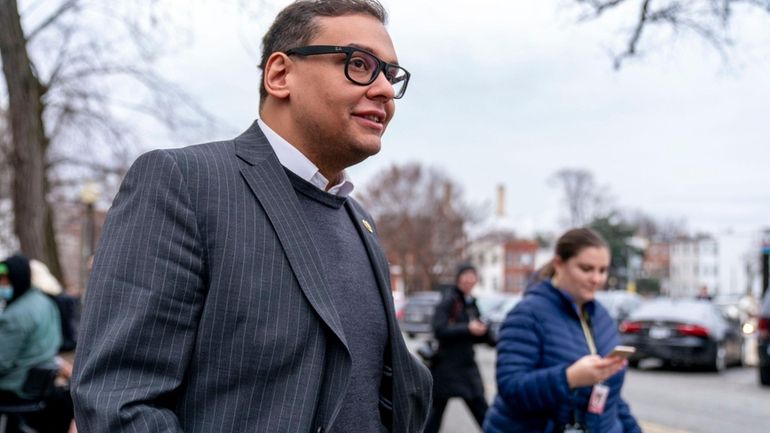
xmin=71 ymin=121 xmax=432 ymax=433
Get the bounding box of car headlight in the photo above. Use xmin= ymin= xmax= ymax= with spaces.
xmin=743 ymin=322 xmax=755 ymax=334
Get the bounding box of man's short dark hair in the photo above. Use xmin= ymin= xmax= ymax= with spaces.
xmin=258 ymin=0 xmax=388 ymax=106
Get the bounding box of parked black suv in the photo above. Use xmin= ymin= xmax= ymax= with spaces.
xmin=759 ymin=290 xmax=770 ymax=386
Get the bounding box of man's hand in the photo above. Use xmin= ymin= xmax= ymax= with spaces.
xmin=566 ymin=355 xmax=626 ymax=389
xmin=468 ymin=319 xmax=488 ymax=336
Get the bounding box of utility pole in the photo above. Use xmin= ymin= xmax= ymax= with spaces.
xmin=762 ymin=229 xmax=770 ymax=297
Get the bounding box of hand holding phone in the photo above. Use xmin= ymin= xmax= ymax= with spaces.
xmin=468 ymin=319 xmax=488 ymax=336
xmin=606 ymin=345 xmax=635 ymax=359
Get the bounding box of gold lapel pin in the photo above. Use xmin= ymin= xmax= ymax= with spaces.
xmin=362 ymin=219 xmax=373 ymax=233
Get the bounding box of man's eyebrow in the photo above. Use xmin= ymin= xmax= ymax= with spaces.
xmin=347 ymin=43 xmax=400 ymax=66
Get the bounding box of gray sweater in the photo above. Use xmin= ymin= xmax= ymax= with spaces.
xmin=288 ymin=171 xmax=389 ymax=433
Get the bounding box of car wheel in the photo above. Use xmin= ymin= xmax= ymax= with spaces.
xmin=710 ymin=343 xmax=727 ymax=372
xmin=407 ymin=332 xmax=416 ymax=339
xmin=761 ymin=367 xmax=770 ymax=386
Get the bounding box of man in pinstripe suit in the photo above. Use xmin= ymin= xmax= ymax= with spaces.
xmin=71 ymin=1 xmax=432 ymax=432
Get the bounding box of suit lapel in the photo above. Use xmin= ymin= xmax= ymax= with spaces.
xmin=235 ymin=121 xmax=425 ymax=431
xmin=235 ymin=121 xmax=349 ymax=352
xmin=344 ymin=200 xmax=397 ymax=320
xmin=346 ymin=200 xmax=417 ymax=432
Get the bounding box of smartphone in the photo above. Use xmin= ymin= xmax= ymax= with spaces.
xmin=606 ymin=345 xmax=636 ymax=359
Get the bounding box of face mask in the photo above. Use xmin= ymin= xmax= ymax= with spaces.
xmin=0 ymin=285 xmax=13 ymax=301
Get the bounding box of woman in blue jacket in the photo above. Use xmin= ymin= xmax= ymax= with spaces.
xmin=484 ymin=228 xmax=641 ymax=433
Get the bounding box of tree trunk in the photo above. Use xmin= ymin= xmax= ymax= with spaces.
xmin=0 ymin=0 xmax=63 ymax=281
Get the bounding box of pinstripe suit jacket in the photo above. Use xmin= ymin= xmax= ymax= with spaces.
xmin=71 ymin=121 xmax=432 ymax=433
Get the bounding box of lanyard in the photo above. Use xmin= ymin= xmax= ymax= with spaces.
xmin=578 ymin=308 xmax=597 ymax=356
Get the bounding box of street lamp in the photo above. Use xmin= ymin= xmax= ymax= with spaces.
xmin=80 ymin=181 xmax=100 ymax=294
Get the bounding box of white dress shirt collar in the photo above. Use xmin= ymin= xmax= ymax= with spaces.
xmin=257 ymin=119 xmax=354 ymax=197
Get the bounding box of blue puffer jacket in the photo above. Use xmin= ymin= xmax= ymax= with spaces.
xmin=484 ymin=281 xmax=641 ymax=433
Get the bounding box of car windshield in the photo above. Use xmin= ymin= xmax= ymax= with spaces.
xmin=476 ymin=294 xmax=521 ymax=316
xmin=628 ymin=299 xmax=718 ymax=326
xmin=476 ymin=295 xmax=506 ymax=316
xmin=595 ymin=291 xmax=642 ymax=319
xmin=405 ymin=292 xmax=441 ymax=305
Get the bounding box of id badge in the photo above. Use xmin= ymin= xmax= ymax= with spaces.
xmin=587 ymin=383 xmax=609 ymax=414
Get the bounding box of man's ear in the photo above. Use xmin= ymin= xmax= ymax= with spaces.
xmin=263 ymin=52 xmax=292 ymax=100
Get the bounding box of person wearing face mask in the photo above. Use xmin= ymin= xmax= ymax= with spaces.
xmin=424 ymin=264 xmax=495 ymax=433
xmin=0 ymin=264 xmax=13 ymax=310
xmin=0 ymin=254 xmax=75 ymax=433
xmin=484 ymin=228 xmax=641 ymax=433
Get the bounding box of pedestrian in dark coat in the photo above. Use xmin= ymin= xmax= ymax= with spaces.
xmin=425 ymin=264 xmax=495 ymax=433
xmin=484 ymin=228 xmax=641 ymax=433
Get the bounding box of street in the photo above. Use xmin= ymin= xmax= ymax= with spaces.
xmin=405 ymin=335 xmax=770 ymax=433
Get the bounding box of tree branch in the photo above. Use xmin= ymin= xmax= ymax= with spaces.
xmin=571 ymin=0 xmax=770 ymax=67
xmin=26 ymin=0 xmax=81 ymax=42
xmin=613 ymin=0 xmax=651 ymax=69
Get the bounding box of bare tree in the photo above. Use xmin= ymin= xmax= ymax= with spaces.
xmin=571 ymin=0 xmax=770 ymax=68
xmin=0 ymin=0 xmax=235 ymax=281
xmin=0 ymin=108 xmax=16 ymax=254
xmin=1 ymin=0 xmax=52 ymax=271
xmin=549 ymin=167 xmax=612 ymax=227
xmin=358 ymin=162 xmax=481 ymax=294
xmin=625 ymin=208 xmax=688 ymax=241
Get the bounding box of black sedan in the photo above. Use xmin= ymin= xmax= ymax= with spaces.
xmin=619 ymin=298 xmax=743 ymax=372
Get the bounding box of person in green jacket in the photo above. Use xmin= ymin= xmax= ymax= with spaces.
xmin=0 ymin=254 xmax=75 ymax=433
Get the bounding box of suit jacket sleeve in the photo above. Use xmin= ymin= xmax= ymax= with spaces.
xmin=72 ymin=149 xmax=206 ymax=433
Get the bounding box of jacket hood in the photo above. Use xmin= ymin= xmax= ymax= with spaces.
xmin=1 ymin=254 xmax=32 ymax=304
xmin=30 ymin=259 xmax=63 ymax=296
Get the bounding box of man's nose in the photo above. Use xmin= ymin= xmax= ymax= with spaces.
xmin=367 ymin=70 xmax=396 ymax=100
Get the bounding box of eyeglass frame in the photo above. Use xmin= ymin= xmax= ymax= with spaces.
xmin=283 ymin=45 xmax=410 ymax=99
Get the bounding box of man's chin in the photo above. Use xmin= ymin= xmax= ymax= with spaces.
xmin=342 ymin=145 xmax=381 ymax=171
xmin=356 ymin=139 xmax=383 ymax=158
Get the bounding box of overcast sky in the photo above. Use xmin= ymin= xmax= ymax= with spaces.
xmin=152 ymin=0 xmax=770 ymax=238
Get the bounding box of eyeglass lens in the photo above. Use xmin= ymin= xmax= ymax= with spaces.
xmin=345 ymin=50 xmax=408 ymax=97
